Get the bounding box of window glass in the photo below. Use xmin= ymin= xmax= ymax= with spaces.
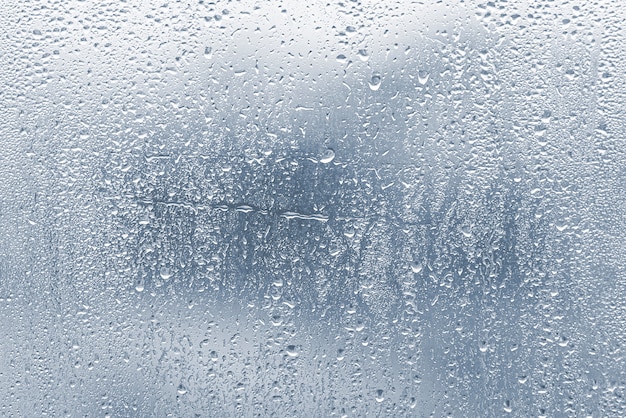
xmin=1 ymin=0 xmax=625 ymax=416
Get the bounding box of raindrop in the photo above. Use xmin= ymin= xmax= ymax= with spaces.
xmin=320 ymin=149 xmax=335 ymax=164
xmin=418 ymin=69 xmax=430 ymax=85
xmin=369 ymin=74 xmax=381 ymax=91
xmin=534 ymin=124 xmax=547 ymax=137
xmin=159 ymin=267 xmax=172 ymax=281
xmin=504 ymin=400 xmax=513 ymax=413
xmin=286 ymin=345 xmax=298 ymax=357
xmin=375 ymin=389 xmax=384 ymax=403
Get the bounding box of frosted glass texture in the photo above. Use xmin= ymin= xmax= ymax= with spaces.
xmin=1 ymin=0 xmax=625 ymax=416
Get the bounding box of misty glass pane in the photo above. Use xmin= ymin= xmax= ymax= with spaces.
xmin=1 ymin=0 xmax=625 ymax=416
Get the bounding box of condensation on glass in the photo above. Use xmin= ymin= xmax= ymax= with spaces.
xmin=0 ymin=0 xmax=625 ymax=416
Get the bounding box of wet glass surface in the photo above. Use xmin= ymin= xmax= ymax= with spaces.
xmin=1 ymin=0 xmax=625 ymax=416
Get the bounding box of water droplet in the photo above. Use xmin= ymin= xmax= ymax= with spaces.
xmin=418 ymin=70 xmax=430 ymax=85
xmin=534 ymin=124 xmax=547 ymax=137
xmin=236 ymin=205 xmax=254 ymax=213
xmin=204 ymin=46 xmax=213 ymax=59
xmin=286 ymin=345 xmax=298 ymax=357
xmin=504 ymin=399 xmax=513 ymax=413
xmin=368 ymin=74 xmax=381 ymax=91
xmin=358 ymin=49 xmax=369 ymax=61
xmin=375 ymin=389 xmax=384 ymax=402
xmin=159 ymin=267 xmax=172 ymax=281
xmin=320 ymin=149 xmax=335 ymax=164
xmin=336 ymin=54 xmax=347 ymax=63
xmin=555 ymin=221 xmax=569 ymax=232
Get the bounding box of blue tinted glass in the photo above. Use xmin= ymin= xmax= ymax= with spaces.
xmin=1 ymin=0 xmax=625 ymax=416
